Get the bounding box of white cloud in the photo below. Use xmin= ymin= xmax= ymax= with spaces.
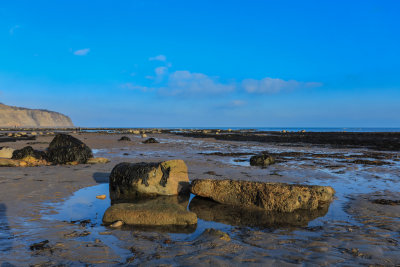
xmin=155 ymin=66 xmax=168 ymax=76
xmin=159 ymin=70 xmax=235 ymax=96
xmin=231 ymin=100 xmax=246 ymax=107
xmin=149 ymin=55 xmax=167 ymax=62
xmin=121 ymin=83 xmax=153 ymax=92
xmin=73 ymin=48 xmax=90 ymax=56
xmin=9 ymin=25 xmax=20 ymax=35
xmin=242 ymin=77 xmax=322 ymax=94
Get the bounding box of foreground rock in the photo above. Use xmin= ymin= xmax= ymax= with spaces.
xmin=102 ymin=198 xmax=197 ymax=226
xmin=109 ymin=160 xmax=190 ymax=201
xmin=189 ymin=196 xmax=329 ymax=227
xmin=190 ymin=179 xmax=335 ymax=212
xmin=46 ymin=134 xmax=93 ymax=164
xmin=0 ymin=147 xmax=14 ymax=158
xmin=250 ymin=154 xmax=275 ymax=166
xmin=118 ymin=136 xmax=131 ymax=141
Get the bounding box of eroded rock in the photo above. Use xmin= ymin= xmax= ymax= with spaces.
xmin=109 ymin=160 xmax=190 ymax=201
xmin=118 ymin=136 xmax=131 ymax=141
xmin=190 ymin=179 xmax=335 ymax=212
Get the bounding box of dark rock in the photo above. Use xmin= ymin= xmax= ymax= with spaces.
xmin=46 ymin=134 xmax=93 ymax=164
xmin=11 ymin=146 xmax=46 ymax=160
xmin=118 ymin=136 xmax=131 ymax=141
xmin=372 ymin=199 xmax=400 ymax=205
xmin=109 ymin=160 xmax=190 ymax=201
xmin=29 ymin=240 xmax=50 ymax=251
xmin=143 ymin=138 xmax=159 ymax=144
xmin=250 ymin=154 xmax=275 ymax=166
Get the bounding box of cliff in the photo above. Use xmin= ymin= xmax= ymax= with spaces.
xmin=0 ymin=104 xmax=74 ymax=127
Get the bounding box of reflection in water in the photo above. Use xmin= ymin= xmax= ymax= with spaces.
xmin=189 ymin=196 xmax=330 ymax=228
xmin=111 ymin=194 xmax=190 ymax=208
xmin=104 ymin=194 xmax=196 ymax=233
xmin=119 ymin=223 xmax=197 ymax=234
xmin=0 ymin=203 xmax=12 ymax=252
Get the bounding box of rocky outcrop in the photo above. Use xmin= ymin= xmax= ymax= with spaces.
xmin=102 ymin=197 xmax=197 ymax=226
xmin=250 ymin=154 xmax=275 ymax=167
xmin=0 ymin=103 xmax=73 ymax=127
xmin=46 ymin=134 xmax=93 ymax=164
xmin=189 ymin=196 xmax=329 ymax=227
xmin=109 ymin=160 xmax=190 ymax=201
xmin=190 ymin=179 xmax=335 ymax=212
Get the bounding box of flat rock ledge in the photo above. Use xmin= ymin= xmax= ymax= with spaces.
xmin=190 ymin=179 xmax=335 ymax=212
xmin=102 ymin=201 xmax=197 ymax=226
xmin=109 ymin=160 xmax=190 ymax=201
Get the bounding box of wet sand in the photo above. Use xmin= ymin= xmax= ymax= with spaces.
xmin=0 ymin=131 xmax=399 ymax=266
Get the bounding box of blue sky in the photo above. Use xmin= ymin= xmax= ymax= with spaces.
xmin=0 ymin=0 xmax=399 ymax=127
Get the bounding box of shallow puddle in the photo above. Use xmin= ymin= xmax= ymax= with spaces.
xmin=43 ymin=182 xmax=336 ymax=243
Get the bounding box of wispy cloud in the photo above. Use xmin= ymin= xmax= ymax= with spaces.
xmin=159 ymin=71 xmax=235 ymax=97
xmin=9 ymin=25 xmax=20 ymax=35
xmin=73 ymin=48 xmax=90 ymax=56
xmin=149 ymin=55 xmax=167 ymax=62
xmin=121 ymin=83 xmax=153 ymax=92
xmin=242 ymin=77 xmax=322 ymax=94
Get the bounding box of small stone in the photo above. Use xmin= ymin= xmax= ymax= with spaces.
xmin=118 ymin=136 xmax=131 ymax=141
xmin=141 ymin=134 xmax=147 ymax=138
xmin=87 ymin=157 xmax=110 ymax=164
xmin=96 ymin=194 xmax=107 ymax=199
xmin=110 ymin=220 xmax=124 ymax=228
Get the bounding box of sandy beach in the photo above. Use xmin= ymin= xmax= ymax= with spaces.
xmin=0 ymin=130 xmax=399 ymax=266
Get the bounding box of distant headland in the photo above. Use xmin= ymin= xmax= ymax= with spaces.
xmin=0 ymin=103 xmax=73 ymax=127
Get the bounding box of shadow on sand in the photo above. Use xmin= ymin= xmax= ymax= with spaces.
xmin=92 ymin=172 xmax=110 ymax=184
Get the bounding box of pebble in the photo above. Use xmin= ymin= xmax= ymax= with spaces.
xmin=110 ymin=220 xmax=124 ymax=228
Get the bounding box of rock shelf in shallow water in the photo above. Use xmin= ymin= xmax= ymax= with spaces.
xmin=190 ymin=179 xmax=335 ymax=212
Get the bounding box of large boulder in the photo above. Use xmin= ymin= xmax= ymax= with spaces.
xmin=190 ymin=179 xmax=335 ymax=212
xmin=102 ymin=197 xmax=197 ymax=226
xmin=250 ymin=154 xmax=275 ymax=166
xmin=0 ymin=147 xmax=14 ymax=159
xmin=109 ymin=160 xmax=190 ymax=201
xmin=46 ymin=134 xmax=93 ymax=164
